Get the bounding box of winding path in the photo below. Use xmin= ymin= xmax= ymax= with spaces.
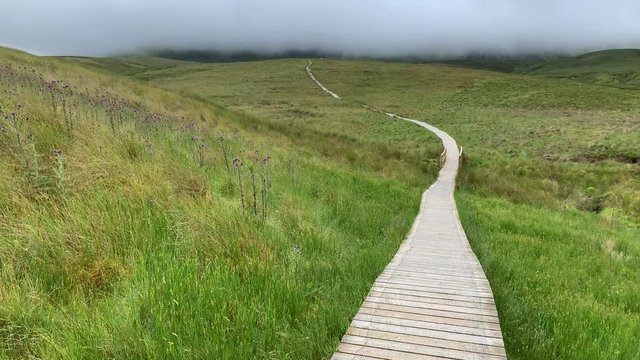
xmin=306 ymin=61 xmax=507 ymax=360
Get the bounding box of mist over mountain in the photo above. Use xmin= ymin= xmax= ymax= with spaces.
xmin=2 ymin=1 xmax=640 ymax=58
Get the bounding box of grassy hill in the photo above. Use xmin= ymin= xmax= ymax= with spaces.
xmin=59 ymin=56 xmax=192 ymax=76
xmin=0 ymin=47 xmax=441 ymax=359
xmin=435 ymin=49 xmax=640 ymax=90
xmin=525 ymin=49 xmax=640 ymax=90
xmin=2 ymin=45 xmax=639 ymax=359
xmin=73 ymin=54 xmax=639 ymax=359
xmin=433 ymin=53 xmax=557 ymax=73
xmin=522 ymin=49 xmax=640 ymax=89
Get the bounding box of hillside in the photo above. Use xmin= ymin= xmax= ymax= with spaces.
xmin=59 ymin=56 xmax=193 ymax=76
xmin=522 ymin=49 xmax=640 ymax=89
xmin=0 ymin=47 xmax=441 ymax=359
xmin=432 ymin=49 xmax=640 ymax=90
xmin=2 ymin=46 xmax=639 ymax=359
xmin=76 ymin=54 xmax=640 ymax=358
xmin=433 ymin=53 xmax=556 ymax=73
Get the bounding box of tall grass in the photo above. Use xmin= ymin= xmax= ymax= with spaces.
xmin=0 ymin=48 xmax=434 ymax=358
xmin=86 ymin=54 xmax=640 ymax=358
xmin=458 ymin=192 xmax=640 ymax=359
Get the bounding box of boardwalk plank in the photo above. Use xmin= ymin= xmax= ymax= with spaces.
xmin=353 ymin=313 xmax=504 ymax=339
xmin=359 ymin=306 xmax=502 ymax=331
xmin=369 ymin=287 xmax=494 ymax=307
xmin=366 ymin=292 xmax=499 ymax=316
xmin=347 ymin=328 xmax=506 ymax=356
xmin=342 ymin=335 xmax=506 ymax=360
xmin=361 ymin=301 xmax=501 ymax=324
xmin=331 ymin=352 xmax=383 ymax=360
xmin=337 ymin=343 xmax=447 ymax=360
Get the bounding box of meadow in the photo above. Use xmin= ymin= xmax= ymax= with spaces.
xmin=0 ymin=48 xmax=440 ymax=359
xmin=112 ymin=55 xmax=640 ymax=359
xmin=1 ymin=45 xmax=639 ymax=359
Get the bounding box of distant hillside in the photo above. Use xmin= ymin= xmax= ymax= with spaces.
xmin=521 ymin=49 xmax=640 ymax=89
xmin=59 ymin=55 xmax=190 ymax=76
xmin=431 ymin=53 xmax=559 ymax=73
xmin=148 ymin=49 xmax=562 ymax=70
xmin=432 ymin=49 xmax=640 ymax=89
xmin=150 ymin=49 xmax=341 ymax=63
xmin=145 ymin=48 xmax=640 ymax=89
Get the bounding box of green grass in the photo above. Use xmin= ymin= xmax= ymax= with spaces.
xmin=4 ymin=45 xmax=640 ymax=359
xmin=0 ymin=47 xmax=441 ymax=359
xmin=459 ymin=192 xmax=640 ymax=359
xmin=522 ymin=49 xmax=640 ymax=90
xmin=301 ymin=58 xmax=640 ymax=359
xmin=123 ymin=58 xmax=443 ymax=187
xmin=307 ymin=59 xmax=640 ymax=214
xmin=86 ymin=54 xmax=640 ymax=359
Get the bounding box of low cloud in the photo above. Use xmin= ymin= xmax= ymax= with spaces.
xmin=2 ymin=0 xmax=640 ymax=57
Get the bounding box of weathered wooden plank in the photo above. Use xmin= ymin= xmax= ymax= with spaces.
xmin=341 ymin=335 xmax=506 ymax=360
xmin=369 ymin=287 xmax=494 ymax=307
xmin=390 ymin=257 xmax=486 ymax=268
xmin=359 ymin=306 xmax=502 ymax=331
xmin=383 ymin=266 xmax=490 ymax=281
xmin=366 ymin=291 xmax=499 ymax=316
xmin=373 ymin=279 xmax=495 ymax=298
xmin=337 ymin=343 xmax=447 ymax=360
xmin=331 ymin=352 xmax=383 ymax=360
xmin=373 ymin=280 xmax=493 ymax=304
xmin=347 ymin=327 xmax=506 ymax=356
xmin=380 ymin=267 xmax=489 ymax=288
xmin=375 ymin=281 xmax=491 ymax=296
xmin=361 ymin=301 xmax=501 ymax=325
xmin=382 ymin=268 xmax=490 ymax=283
xmin=388 ymin=261 xmax=486 ymax=272
xmin=353 ymin=313 xmax=504 ymax=339
xmin=364 ymin=295 xmax=497 ymax=316
xmin=377 ymin=274 xmax=493 ymax=291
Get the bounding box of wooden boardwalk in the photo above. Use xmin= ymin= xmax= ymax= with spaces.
xmin=306 ymin=61 xmax=507 ymax=360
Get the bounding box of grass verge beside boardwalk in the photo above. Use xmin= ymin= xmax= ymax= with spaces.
xmin=458 ymin=192 xmax=640 ymax=359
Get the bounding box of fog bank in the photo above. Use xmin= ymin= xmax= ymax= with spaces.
xmin=2 ymin=0 xmax=639 ymax=57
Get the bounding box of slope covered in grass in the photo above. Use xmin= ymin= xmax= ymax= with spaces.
xmin=523 ymin=49 xmax=640 ymax=90
xmin=98 ymin=57 xmax=443 ymax=186
xmin=0 ymin=48 xmax=443 ymax=359
xmin=433 ymin=49 xmax=640 ymax=90
xmin=60 ymin=53 xmax=640 ymax=359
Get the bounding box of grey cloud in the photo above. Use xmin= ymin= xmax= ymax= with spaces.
xmin=1 ymin=0 xmax=639 ymax=57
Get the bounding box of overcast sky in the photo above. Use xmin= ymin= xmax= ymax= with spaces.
xmin=2 ymin=0 xmax=640 ymax=57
